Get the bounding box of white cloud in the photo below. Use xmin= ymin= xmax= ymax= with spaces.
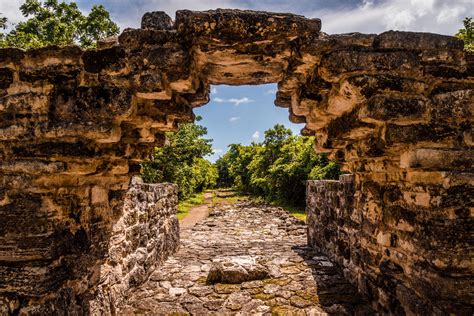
xmin=228 ymin=97 xmax=253 ymax=106
xmin=213 ymin=148 xmax=224 ymax=154
xmin=229 ymin=116 xmax=240 ymax=122
xmin=212 ymin=96 xmax=253 ymax=106
xmin=0 ymin=0 xmax=27 ymax=31
xmin=100 ymin=0 xmax=241 ymax=30
xmin=211 ymin=86 xmax=218 ymax=94
xmin=312 ymin=0 xmax=470 ymax=35
xmin=103 ymin=0 xmax=471 ymax=36
xmin=265 ymin=89 xmax=277 ymax=95
xmin=251 ymin=131 xmax=260 ymax=141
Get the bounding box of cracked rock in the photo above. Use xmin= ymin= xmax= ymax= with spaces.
xmin=207 ymin=256 xmax=270 ymax=284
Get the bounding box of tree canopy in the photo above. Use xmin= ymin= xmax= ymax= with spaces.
xmin=456 ymin=17 xmax=473 ymax=53
xmin=141 ymin=117 xmax=218 ymax=200
xmin=142 ymin=122 xmax=340 ymax=205
xmin=216 ymin=124 xmax=341 ymax=206
xmin=0 ymin=15 xmax=6 ymax=30
xmin=0 ymin=0 xmax=119 ymax=49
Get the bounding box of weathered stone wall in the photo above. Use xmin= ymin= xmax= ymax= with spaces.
xmin=89 ymin=178 xmax=179 ymax=314
xmin=0 ymin=178 xmax=179 ymax=314
xmin=303 ymin=30 xmax=473 ymax=314
xmin=0 ymin=8 xmax=472 ymax=314
xmin=306 ymin=175 xmax=355 ymax=263
xmin=307 ymin=173 xmax=472 ymax=314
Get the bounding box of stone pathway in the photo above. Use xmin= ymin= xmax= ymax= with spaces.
xmin=179 ymin=192 xmax=214 ymax=231
xmin=119 ymin=202 xmax=373 ymax=315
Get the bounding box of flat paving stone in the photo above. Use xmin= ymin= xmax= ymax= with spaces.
xmin=119 ymin=202 xmax=373 ymax=315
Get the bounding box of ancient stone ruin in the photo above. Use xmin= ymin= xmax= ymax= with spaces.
xmin=0 ymin=9 xmax=472 ymax=315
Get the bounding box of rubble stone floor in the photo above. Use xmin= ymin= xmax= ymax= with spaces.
xmin=120 ymin=203 xmax=373 ymax=315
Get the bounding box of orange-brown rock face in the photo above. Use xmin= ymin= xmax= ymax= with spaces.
xmin=0 ymin=9 xmax=472 ymax=314
xmin=302 ymin=31 xmax=473 ymax=315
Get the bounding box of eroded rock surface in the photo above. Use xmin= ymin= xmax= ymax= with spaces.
xmin=119 ymin=203 xmax=372 ymax=315
xmin=207 ymin=256 xmax=270 ymax=284
xmin=0 ymin=179 xmax=179 ymax=315
xmin=0 ymin=8 xmax=472 ymax=314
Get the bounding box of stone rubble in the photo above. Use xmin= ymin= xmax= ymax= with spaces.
xmin=119 ymin=202 xmax=373 ymax=315
xmin=206 ymin=256 xmax=270 ymax=284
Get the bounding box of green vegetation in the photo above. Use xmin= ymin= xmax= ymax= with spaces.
xmin=0 ymin=0 xmax=119 ymax=49
xmin=141 ymin=118 xmax=338 ymax=211
xmin=456 ymin=17 xmax=474 ymax=53
xmin=177 ymin=192 xmax=206 ymax=220
xmin=272 ymin=202 xmax=306 ymax=221
xmin=211 ymin=189 xmax=248 ymax=205
xmin=215 ymin=124 xmax=341 ymax=207
xmin=0 ymin=15 xmax=6 ymax=31
xmin=252 ymin=196 xmax=306 ymax=221
xmin=288 ymin=209 xmax=306 ymax=221
xmin=142 ymin=117 xmax=218 ymax=200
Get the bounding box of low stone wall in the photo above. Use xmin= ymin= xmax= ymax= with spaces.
xmin=89 ymin=178 xmax=180 ymax=314
xmin=0 ymin=178 xmax=179 ymax=315
xmin=306 ymin=175 xmax=355 ymax=267
xmin=306 ymin=175 xmax=472 ymax=315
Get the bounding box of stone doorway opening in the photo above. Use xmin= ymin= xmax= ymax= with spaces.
xmin=170 ymin=82 xmax=309 ymax=227
xmin=196 ymin=83 xmax=303 ymax=162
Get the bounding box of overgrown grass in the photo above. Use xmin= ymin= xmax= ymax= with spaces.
xmin=271 ymin=201 xmax=306 ymax=221
xmin=212 ymin=189 xmax=248 ymax=205
xmin=287 ymin=208 xmax=306 ymax=221
xmin=216 ymin=188 xmax=307 ymax=221
xmin=179 ymin=188 xmax=307 ymax=221
xmin=177 ymin=192 xmax=205 ymax=220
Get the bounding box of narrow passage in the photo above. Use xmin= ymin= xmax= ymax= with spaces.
xmin=120 ymin=202 xmax=372 ymax=315
xmin=179 ymin=192 xmax=214 ymax=231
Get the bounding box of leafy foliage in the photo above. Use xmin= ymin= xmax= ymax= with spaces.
xmin=0 ymin=15 xmax=7 ymax=30
xmin=141 ymin=117 xmax=218 ymax=200
xmin=0 ymin=0 xmax=119 ymax=49
xmin=455 ymin=17 xmax=474 ymax=53
xmin=216 ymin=124 xmax=341 ymax=206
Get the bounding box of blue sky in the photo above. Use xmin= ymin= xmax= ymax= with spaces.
xmin=1 ymin=0 xmax=471 ymax=161
xmin=195 ymin=84 xmax=301 ymax=162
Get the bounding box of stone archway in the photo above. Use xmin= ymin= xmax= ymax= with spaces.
xmin=0 ymin=9 xmax=472 ymax=314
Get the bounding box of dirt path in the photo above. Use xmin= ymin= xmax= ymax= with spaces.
xmin=179 ymin=192 xmax=214 ymax=231
xmin=120 ymin=202 xmax=372 ymax=315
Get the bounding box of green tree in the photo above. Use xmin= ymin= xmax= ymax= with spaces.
xmin=191 ymin=158 xmax=218 ymax=192
xmin=455 ymin=17 xmax=474 ymax=52
xmin=243 ymin=125 xmax=293 ymax=197
xmin=228 ymin=143 xmax=262 ymax=193
xmin=268 ymin=136 xmax=316 ymax=204
xmin=142 ymin=117 xmax=217 ymax=199
xmin=216 ymin=124 xmax=341 ymax=206
xmin=0 ymin=0 xmax=119 ymax=49
xmin=0 ymin=15 xmax=7 ymax=42
xmin=216 ymin=154 xmax=233 ymax=187
xmin=309 ymin=160 xmax=341 ymax=181
xmin=0 ymin=15 xmax=7 ymax=30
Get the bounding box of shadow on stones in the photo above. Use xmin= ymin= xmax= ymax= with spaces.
xmin=291 ymin=244 xmax=375 ymax=315
xmin=0 ymin=182 xmax=180 ymax=315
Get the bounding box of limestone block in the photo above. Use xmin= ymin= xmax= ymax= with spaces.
xmin=374 ymin=30 xmax=464 ymax=50
xmin=141 ymin=11 xmax=174 ymax=30
xmin=206 ymin=256 xmax=270 ymax=284
xmin=400 ymin=148 xmax=474 ymax=171
xmin=175 ymin=9 xmax=321 ymax=43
